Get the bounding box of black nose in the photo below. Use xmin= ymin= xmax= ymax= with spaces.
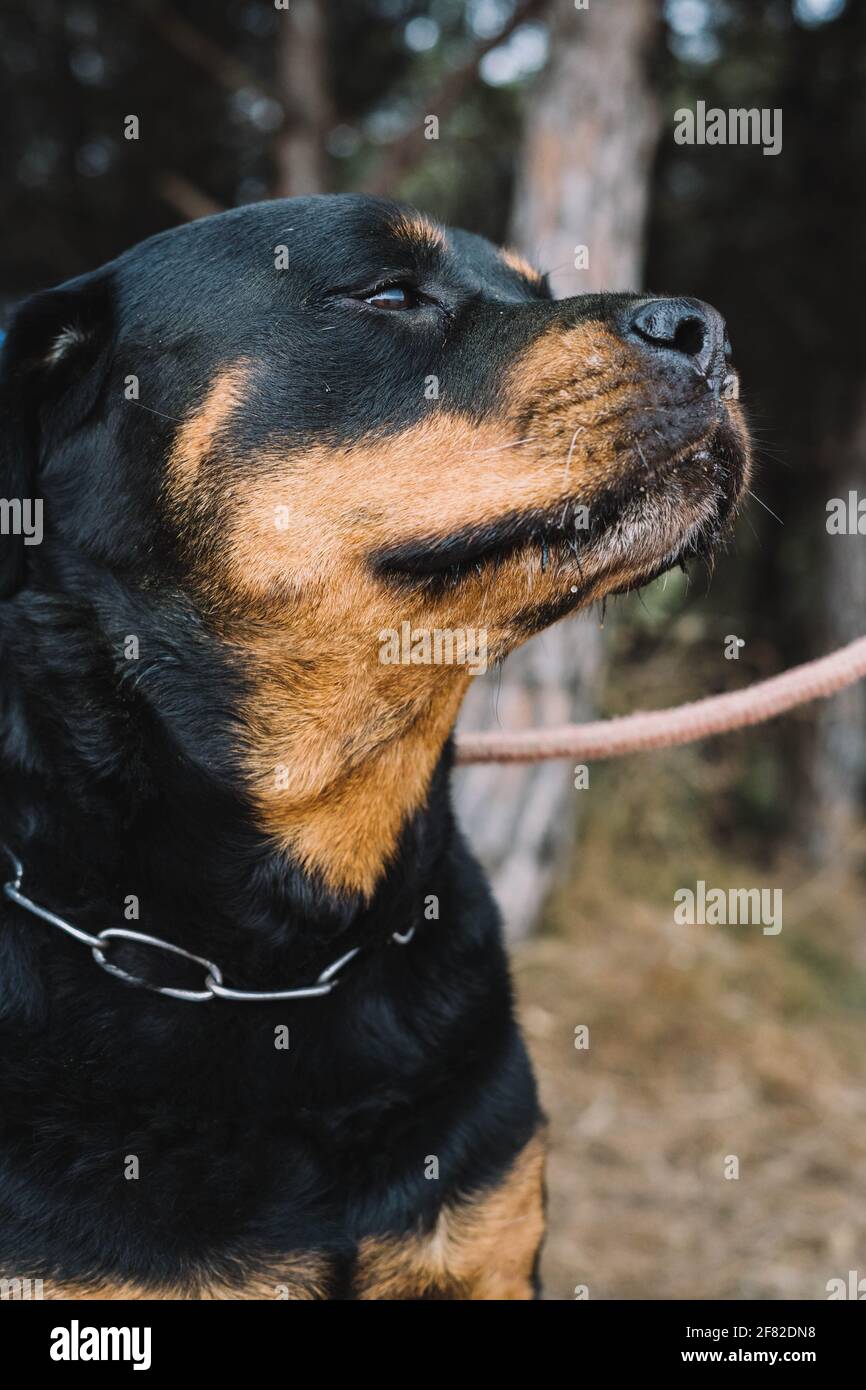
xmin=626 ymin=297 xmax=728 ymax=386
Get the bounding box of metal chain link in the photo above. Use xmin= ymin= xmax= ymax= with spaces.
xmin=1 ymin=845 xmax=414 ymax=1003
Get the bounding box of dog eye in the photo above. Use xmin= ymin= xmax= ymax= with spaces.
xmin=363 ymin=283 xmax=422 ymax=311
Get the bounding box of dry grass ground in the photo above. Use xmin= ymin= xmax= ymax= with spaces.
xmin=512 ymin=736 xmax=866 ymax=1301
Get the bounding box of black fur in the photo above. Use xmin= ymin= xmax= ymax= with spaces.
xmin=0 ymin=197 xmax=553 ymax=1296
xmin=0 ymin=195 xmax=742 ymax=1297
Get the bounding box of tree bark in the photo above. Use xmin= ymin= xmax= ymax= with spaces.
xmin=806 ymin=390 xmax=866 ymax=868
xmin=273 ymin=0 xmax=332 ymax=197
xmin=453 ymin=0 xmax=663 ymax=940
xmin=510 ymin=0 xmax=662 ymax=296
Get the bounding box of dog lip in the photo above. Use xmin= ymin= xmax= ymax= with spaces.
xmin=374 ymin=417 xmax=745 ymax=587
xmin=373 ymin=508 xmax=567 ymax=582
xmin=371 ymin=488 xmax=668 ymax=587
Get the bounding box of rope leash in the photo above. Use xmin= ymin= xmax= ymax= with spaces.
xmin=454 ymin=635 xmax=866 ymax=766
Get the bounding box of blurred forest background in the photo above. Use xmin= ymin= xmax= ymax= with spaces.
xmin=1 ymin=0 xmax=864 ymax=1299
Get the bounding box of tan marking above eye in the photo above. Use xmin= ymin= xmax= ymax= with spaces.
xmin=499 ymin=247 xmax=544 ymax=286
xmin=388 ymin=211 xmax=448 ymax=255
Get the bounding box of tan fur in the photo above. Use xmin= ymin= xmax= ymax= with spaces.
xmin=36 ymin=1133 xmax=545 ymax=1302
xmin=169 ymin=359 xmax=253 ymax=497
xmin=166 ymin=322 xmax=746 ymax=896
xmin=499 ymin=247 xmax=544 ymax=286
xmin=389 ymin=210 xmax=447 ymax=255
xmin=353 ymin=1130 xmax=547 ymax=1300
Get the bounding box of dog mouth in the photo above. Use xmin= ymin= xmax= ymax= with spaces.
xmin=374 ymin=415 xmax=747 ymax=599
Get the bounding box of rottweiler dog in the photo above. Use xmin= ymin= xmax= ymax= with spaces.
xmin=0 ymin=195 xmax=749 ymax=1300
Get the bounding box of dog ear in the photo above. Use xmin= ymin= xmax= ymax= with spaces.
xmin=0 ymin=270 xmax=114 ymax=596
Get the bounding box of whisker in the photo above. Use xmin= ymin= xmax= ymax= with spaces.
xmin=563 ymin=426 xmax=583 ymax=482
xmin=537 ymin=260 xmax=578 ymax=279
xmin=128 ymin=400 xmax=183 ymax=424
xmin=744 ymin=487 xmax=784 ymax=525
xmin=468 ymin=435 xmax=538 ymax=459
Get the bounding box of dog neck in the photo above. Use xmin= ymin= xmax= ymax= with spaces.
xmin=0 ymin=581 xmax=459 ymax=1020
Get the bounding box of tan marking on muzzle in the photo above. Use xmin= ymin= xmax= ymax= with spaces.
xmin=163 ymin=320 xmax=746 ymax=897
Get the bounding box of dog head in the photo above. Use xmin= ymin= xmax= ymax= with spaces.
xmin=0 ymin=195 xmax=749 ymax=896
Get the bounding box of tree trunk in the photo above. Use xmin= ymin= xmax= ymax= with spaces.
xmin=453 ymin=0 xmax=663 ymax=940
xmin=806 ymin=390 xmax=866 ymax=867
xmin=273 ymin=0 xmax=332 ymax=197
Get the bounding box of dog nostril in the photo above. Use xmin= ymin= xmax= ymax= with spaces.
xmin=671 ymin=315 xmax=706 ymax=358
xmin=626 ymin=297 xmax=727 ymax=382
